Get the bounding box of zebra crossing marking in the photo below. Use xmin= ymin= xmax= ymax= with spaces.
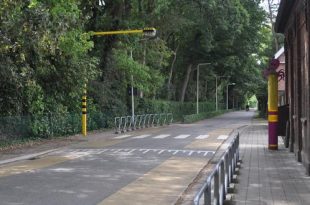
xmin=196 ymin=135 xmax=209 ymax=139
xmin=132 ymin=134 xmax=151 ymax=139
xmin=153 ymin=134 xmax=170 ymax=139
xmin=217 ymin=135 xmax=228 ymax=140
xmin=114 ymin=135 xmax=131 ymax=139
xmin=174 ymin=134 xmax=190 ymax=139
xmin=114 ymin=133 xmax=217 ymax=140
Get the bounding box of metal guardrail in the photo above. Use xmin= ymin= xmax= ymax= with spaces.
xmin=193 ymin=133 xmax=240 ymax=205
xmin=114 ymin=113 xmax=173 ymax=134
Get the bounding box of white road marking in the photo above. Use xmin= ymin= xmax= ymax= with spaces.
xmin=114 ymin=135 xmax=131 ymax=139
xmin=128 ymin=149 xmax=136 ymax=153
xmin=153 ymin=134 xmax=170 ymax=139
xmin=196 ymin=135 xmax=209 ymax=139
xmin=158 ymin=150 xmax=165 ymax=154
xmin=132 ymin=134 xmax=151 ymax=139
xmin=217 ymin=135 xmax=229 ymax=140
xmin=142 ymin=150 xmax=150 ymax=154
xmin=62 ymin=148 xmax=215 ymax=157
xmin=174 ymin=134 xmax=190 ymax=139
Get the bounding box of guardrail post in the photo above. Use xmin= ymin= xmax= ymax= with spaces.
xmin=214 ymin=168 xmax=220 ymax=205
xmin=220 ymin=162 xmax=225 ymax=203
xmin=236 ymin=133 xmax=240 ymax=162
xmin=224 ymin=154 xmax=229 ymax=194
xmin=204 ymin=182 xmax=211 ymax=205
xmin=229 ymin=146 xmax=233 ymax=184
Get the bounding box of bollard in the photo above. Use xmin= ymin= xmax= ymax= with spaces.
xmin=81 ymin=85 xmax=87 ymax=136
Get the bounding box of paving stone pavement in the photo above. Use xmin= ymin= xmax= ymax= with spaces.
xmin=233 ymin=123 xmax=310 ymax=205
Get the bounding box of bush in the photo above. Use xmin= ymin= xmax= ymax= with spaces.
xmin=0 ymin=99 xmax=217 ymax=141
xmin=183 ymin=110 xmax=228 ymax=123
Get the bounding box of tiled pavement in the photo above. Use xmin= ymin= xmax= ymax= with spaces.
xmin=233 ymin=123 xmax=310 ymax=205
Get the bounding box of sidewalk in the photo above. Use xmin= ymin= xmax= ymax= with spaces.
xmin=233 ymin=122 xmax=310 ymax=205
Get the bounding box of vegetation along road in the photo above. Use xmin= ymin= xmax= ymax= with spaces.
xmin=0 ymin=111 xmax=254 ymax=205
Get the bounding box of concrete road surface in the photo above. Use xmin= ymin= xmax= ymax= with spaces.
xmin=0 ymin=111 xmax=255 ymax=205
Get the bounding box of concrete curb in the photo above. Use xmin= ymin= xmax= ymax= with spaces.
xmin=0 ymin=149 xmax=60 ymax=166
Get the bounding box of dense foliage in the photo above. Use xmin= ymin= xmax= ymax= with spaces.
xmin=0 ymin=0 xmax=274 ymax=138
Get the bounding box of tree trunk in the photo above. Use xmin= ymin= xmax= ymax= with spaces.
xmin=180 ymin=64 xmax=192 ymax=102
xmin=143 ymin=41 xmax=146 ymax=66
xmin=167 ymin=44 xmax=179 ymax=99
xmin=267 ymin=0 xmax=279 ymax=51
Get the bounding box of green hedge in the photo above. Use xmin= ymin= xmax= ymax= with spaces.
xmin=0 ymin=99 xmax=218 ymax=140
xmin=135 ymin=99 xmax=216 ymax=122
xmin=183 ymin=110 xmax=228 ymax=123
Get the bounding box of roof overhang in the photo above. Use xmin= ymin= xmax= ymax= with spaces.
xmin=275 ymin=0 xmax=295 ymax=33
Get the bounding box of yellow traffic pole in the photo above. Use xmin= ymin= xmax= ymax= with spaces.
xmin=267 ymin=60 xmax=279 ymax=150
xmin=82 ymin=84 xmax=87 ymax=136
xmin=92 ymin=28 xmax=156 ymax=37
xmin=85 ymin=27 xmax=156 ymax=136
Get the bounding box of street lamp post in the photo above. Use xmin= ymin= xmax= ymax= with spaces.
xmin=196 ymin=63 xmax=211 ymax=114
xmin=226 ymin=83 xmax=236 ymax=110
xmin=215 ymin=75 xmax=228 ymax=111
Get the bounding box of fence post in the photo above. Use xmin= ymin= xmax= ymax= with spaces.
xmin=214 ymin=168 xmax=220 ymax=205
xmin=220 ymin=162 xmax=225 ymax=203
xmin=204 ymin=183 xmax=211 ymax=205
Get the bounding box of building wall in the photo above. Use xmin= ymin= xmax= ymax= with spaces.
xmin=276 ymin=53 xmax=286 ymax=105
xmin=281 ymin=1 xmax=310 ymax=174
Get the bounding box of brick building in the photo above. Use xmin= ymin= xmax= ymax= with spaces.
xmin=275 ymin=0 xmax=310 ymax=174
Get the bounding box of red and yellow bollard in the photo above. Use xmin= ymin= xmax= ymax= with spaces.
xmin=82 ymin=85 xmax=87 ymax=136
xmin=268 ymin=73 xmax=278 ymax=150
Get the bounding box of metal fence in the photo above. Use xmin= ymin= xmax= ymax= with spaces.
xmin=193 ymin=133 xmax=240 ymax=205
xmin=114 ymin=113 xmax=173 ymax=134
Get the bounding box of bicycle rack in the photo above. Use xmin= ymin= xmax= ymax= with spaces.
xmin=160 ymin=113 xmax=166 ymax=126
xmin=126 ymin=116 xmax=132 ymax=131
xmin=156 ymin=114 xmax=161 ymax=126
xmin=144 ymin=114 xmax=150 ymax=128
xmin=167 ymin=113 xmax=173 ymax=125
xmin=148 ymin=114 xmax=154 ymax=127
xmin=114 ymin=117 xmax=121 ymax=134
xmin=114 ymin=113 xmax=173 ymax=134
xmin=138 ymin=114 xmax=144 ymax=129
xmin=143 ymin=114 xmax=149 ymax=128
xmin=152 ymin=114 xmax=158 ymax=127
xmin=120 ymin=116 xmax=127 ymax=133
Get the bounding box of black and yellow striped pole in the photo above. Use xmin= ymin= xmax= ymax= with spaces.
xmin=82 ymin=84 xmax=87 ymax=136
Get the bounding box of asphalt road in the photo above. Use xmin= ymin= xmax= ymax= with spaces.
xmin=0 ymin=111 xmax=255 ymax=205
